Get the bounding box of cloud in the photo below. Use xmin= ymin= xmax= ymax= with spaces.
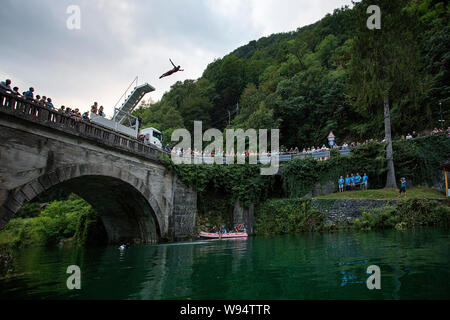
xmin=0 ymin=0 xmax=352 ymax=117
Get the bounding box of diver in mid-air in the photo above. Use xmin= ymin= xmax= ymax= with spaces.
xmin=159 ymin=59 xmax=184 ymax=79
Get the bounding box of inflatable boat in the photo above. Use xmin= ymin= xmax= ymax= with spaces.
xmin=199 ymin=232 xmax=248 ymax=239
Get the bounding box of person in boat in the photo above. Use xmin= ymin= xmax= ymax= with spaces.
xmin=159 ymin=59 xmax=184 ymax=79
xmin=209 ymin=226 xmax=217 ymax=233
xmin=219 ymin=225 xmax=227 ymax=234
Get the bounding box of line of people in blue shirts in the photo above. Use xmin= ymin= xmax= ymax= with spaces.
xmin=338 ymin=173 xmax=368 ymax=192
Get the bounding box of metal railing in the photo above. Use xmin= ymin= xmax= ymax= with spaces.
xmin=112 ymin=76 xmax=138 ymax=111
xmin=0 ymin=90 xmax=163 ymax=161
xmin=169 ymin=147 xmax=354 ymax=165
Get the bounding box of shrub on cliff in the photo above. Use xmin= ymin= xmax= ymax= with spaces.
xmin=74 ymin=209 xmax=107 ymax=246
xmin=254 ymin=199 xmax=324 ymax=236
xmin=353 ymin=198 xmax=449 ymax=231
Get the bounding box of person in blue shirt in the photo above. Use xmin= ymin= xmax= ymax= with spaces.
xmin=24 ymin=87 xmax=34 ymax=101
xmin=46 ymin=98 xmax=54 ymax=109
xmin=338 ymin=176 xmax=345 ymax=192
xmin=82 ymin=112 xmax=90 ymax=121
xmin=98 ymin=106 xmax=106 ymax=117
xmin=0 ymin=79 xmax=12 ymax=92
xmin=345 ymin=175 xmax=351 ymax=191
xmin=355 ymin=173 xmax=361 ymax=188
xmin=219 ymin=225 xmax=227 ymax=234
xmin=399 ymin=177 xmax=407 ymax=197
xmin=350 ymin=174 xmax=355 ymax=190
xmin=164 ymin=144 xmax=171 ymax=153
xmin=362 ymin=173 xmax=368 ymax=190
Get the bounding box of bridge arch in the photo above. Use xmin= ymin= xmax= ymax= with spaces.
xmin=1 ymin=163 xmax=164 ymax=244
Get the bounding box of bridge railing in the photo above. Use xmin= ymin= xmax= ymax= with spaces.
xmin=339 ymin=148 xmax=352 ymax=156
xmin=0 ymin=90 xmax=164 ymax=161
xmin=170 ymin=150 xmax=335 ymax=165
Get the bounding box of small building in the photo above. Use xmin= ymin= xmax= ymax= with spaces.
xmin=440 ymin=161 xmax=450 ymax=197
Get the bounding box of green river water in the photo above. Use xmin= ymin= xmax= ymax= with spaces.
xmin=1 ymin=227 xmax=449 ymax=300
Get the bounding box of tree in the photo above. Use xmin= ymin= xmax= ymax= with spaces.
xmin=347 ymin=0 xmax=423 ymax=189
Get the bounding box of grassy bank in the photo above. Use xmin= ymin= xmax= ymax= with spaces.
xmin=313 ymin=187 xmax=445 ymax=200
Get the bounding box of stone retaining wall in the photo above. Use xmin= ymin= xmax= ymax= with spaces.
xmin=310 ymin=198 xmax=449 ymax=225
xmin=310 ymin=199 xmax=398 ymax=224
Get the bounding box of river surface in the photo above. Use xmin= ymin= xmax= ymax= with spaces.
xmin=1 ymin=227 xmax=449 ymax=300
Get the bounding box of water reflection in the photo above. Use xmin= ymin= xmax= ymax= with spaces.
xmin=0 ymin=227 xmax=449 ymax=300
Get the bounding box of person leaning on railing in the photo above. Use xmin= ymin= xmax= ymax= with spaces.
xmin=46 ymin=97 xmax=54 ymax=110
xmin=98 ymin=106 xmax=105 ymax=117
xmin=24 ymin=87 xmax=34 ymax=101
xmin=0 ymin=79 xmax=12 ymax=92
xmin=82 ymin=112 xmax=89 ymax=121
xmin=91 ymin=102 xmax=98 ymax=114
xmin=38 ymin=95 xmax=47 ymax=107
xmin=12 ymin=87 xmax=22 ymax=97
xmin=72 ymin=108 xmax=82 ymax=121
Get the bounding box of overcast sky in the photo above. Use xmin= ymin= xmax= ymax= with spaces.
xmin=0 ymin=0 xmax=352 ymax=116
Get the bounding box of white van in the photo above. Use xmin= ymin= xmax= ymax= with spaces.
xmin=140 ymin=127 xmax=163 ymax=149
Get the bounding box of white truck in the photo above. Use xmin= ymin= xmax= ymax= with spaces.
xmin=90 ymin=78 xmax=164 ymax=149
xmin=140 ymin=127 xmax=163 ymax=149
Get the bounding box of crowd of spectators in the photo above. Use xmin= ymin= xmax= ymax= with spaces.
xmin=0 ymin=78 xmax=106 ymax=123
xmin=170 ymin=147 xmax=276 ymax=158
xmin=431 ymin=127 xmax=449 ymax=137
xmin=2 ymin=78 xmax=448 ymax=153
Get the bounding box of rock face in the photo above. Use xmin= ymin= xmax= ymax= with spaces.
xmin=312 ymin=181 xmax=337 ymax=197
xmin=0 ymin=97 xmax=197 ymax=244
xmin=310 ymin=199 xmax=399 ymax=224
xmin=232 ymin=200 xmax=254 ymax=235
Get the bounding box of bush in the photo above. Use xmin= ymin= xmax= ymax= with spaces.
xmin=254 ymin=199 xmax=324 ymax=236
xmin=396 ymin=198 xmax=450 ymax=226
xmin=74 ymin=209 xmax=107 ymax=246
xmin=353 ymin=206 xmax=399 ymax=230
xmin=15 ymin=202 xmax=41 ymax=218
xmin=352 ymin=198 xmax=449 ymax=231
xmin=0 ymin=196 xmax=104 ymax=248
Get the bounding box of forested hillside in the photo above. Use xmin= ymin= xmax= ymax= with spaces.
xmin=134 ymin=0 xmax=449 ymax=149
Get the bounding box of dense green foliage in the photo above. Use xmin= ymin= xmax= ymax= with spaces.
xmin=162 ymin=155 xmax=276 ymax=207
xmin=0 ymin=247 xmax=14 ymax=275
xmin=0 ymin=195 xmax=105 ymax=248
xmin=196 ymin=192 xmax=233 ymax=232
xmin=255 ymin=198 xmax=449 ymax=236
xmin=135 ymin=0 xmax=448 ymax=150
xmin=254 ymin=199 xmax=324 ymax=236
xmin=354 ymin=199 xmax=450 ymax=230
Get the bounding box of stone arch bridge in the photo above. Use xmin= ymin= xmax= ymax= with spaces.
xmin=0 ymin=91 xmax=196 ymax=244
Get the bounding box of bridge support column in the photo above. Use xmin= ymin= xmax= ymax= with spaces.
xmin=170 ymin=180 xmax=197 ymax=241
